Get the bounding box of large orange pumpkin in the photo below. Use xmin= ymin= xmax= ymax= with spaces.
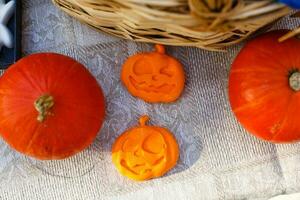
xmin=229 ymin=30 xmax=300 ymax=143
xmin=0 ymin=53 xmax=105 ymax=159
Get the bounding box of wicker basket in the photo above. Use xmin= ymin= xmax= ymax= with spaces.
xmin=52 ymin=0 xmax=298 ymax=51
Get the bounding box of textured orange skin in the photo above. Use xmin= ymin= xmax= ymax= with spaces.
xmin=229 ymin=30 xmax=300 ymax=143
xmin=121 ymin=44 xmax=185 ymax=103
xmin=0 ymin=53 xmax=105 ymax=160
xmin=112 ymin=116 xmax=179 ymax=181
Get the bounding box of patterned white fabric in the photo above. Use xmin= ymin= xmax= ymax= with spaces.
xmin=0 ymin=1 xmax=299 ymax=199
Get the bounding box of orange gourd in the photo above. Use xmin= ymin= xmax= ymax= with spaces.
xmin=0 ymin=53 xmax=105 ymax=159
xmin=121 ymin=45 xmax=185 ymax=103
xmin=112 ymin=116 xmax=179 ymax=181
xmin=229 ymin=30 xmax=300 ymax=143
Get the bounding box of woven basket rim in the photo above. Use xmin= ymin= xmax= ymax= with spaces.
xmin=52 ymin=0 xmax=297 ymax=50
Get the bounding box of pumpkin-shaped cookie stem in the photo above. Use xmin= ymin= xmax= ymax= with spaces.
xmin=155 ymin=44 xmax=166 ymax=54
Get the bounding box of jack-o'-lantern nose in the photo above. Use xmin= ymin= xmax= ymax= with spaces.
xmin=152 ymin=75 xmax=159 ymax=81
xmin=134 ymin=148 xmax=143 ymax=157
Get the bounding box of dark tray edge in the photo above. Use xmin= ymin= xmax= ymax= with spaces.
xmin=0 ymin=0 xmax=22 ymax=69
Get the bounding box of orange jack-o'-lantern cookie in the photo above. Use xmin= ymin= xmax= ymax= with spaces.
xmin=112 ymin=116 xmax=179 ymax=181
xmin=121 ymin=45 xmax=185 ymax=103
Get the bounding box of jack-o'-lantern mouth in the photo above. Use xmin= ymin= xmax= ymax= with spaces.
xmin=129 ymin=76 xmax=175 ymax=93
xmin=120 ymin=156 xmax=165 ymax=175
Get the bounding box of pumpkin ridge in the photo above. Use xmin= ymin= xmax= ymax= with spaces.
xmin=0 ymin=112 xmax=39 ymax=153
xmin=23 ymin=121 xmax=43 ymax=156
xmin=270 ymin=94 xmax=299 ymax=141
xmin=48 ymin=61 xmax=79 ymax=92
xmin=232 ymin=87 xmax=290 ymax=113
xmin=246 ymin=45 xmax=290 ymax=71
xmin=230 ymin=67 xmax=288 ymax=74
xmin=16 ymin=67 xmax=44 ymax=94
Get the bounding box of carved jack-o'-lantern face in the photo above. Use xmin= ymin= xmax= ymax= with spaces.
xmin=112 ymin=116 xmax=179 ymax=181
xmin=121 ymin=45 xmax=185 ymax=103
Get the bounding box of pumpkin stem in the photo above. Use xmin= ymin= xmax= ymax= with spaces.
xmin=289 ymin=71 xmax=300 ymax=92
xmin=34 ymin=94 xmax=54 ymax=122
xmin=155 ymin=44 xmax=165 ymax=54
xmin=139 ymin=116 xmax=150 ymax=126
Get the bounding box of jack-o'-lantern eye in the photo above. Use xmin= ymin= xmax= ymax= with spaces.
xmin=160 ymin=66 xmax=173 ymax=77
xmin=133 ymin=59 xmax=153 ymax=75
xmin=142 ymin=132 xmax=166 ymax=154
xmin=122 ymin=137 xmax=140 ymax=152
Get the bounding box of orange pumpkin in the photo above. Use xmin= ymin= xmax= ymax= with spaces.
xmin=112 ymin=116 xmax=179 ymax=181
xmin=0 ymin=53 xmax=105 ymax=160
xmin=121 ymin=45 xmax=185 ymax=103
xmin=229 ymin=30 xmax=300 ymax=143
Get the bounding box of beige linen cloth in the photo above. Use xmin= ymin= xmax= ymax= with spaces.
xmin=0 ymin=1 xmax=300 ymax=200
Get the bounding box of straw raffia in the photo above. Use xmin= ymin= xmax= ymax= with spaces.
xmin=52 ymin=0 xmax=297 ymax=50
